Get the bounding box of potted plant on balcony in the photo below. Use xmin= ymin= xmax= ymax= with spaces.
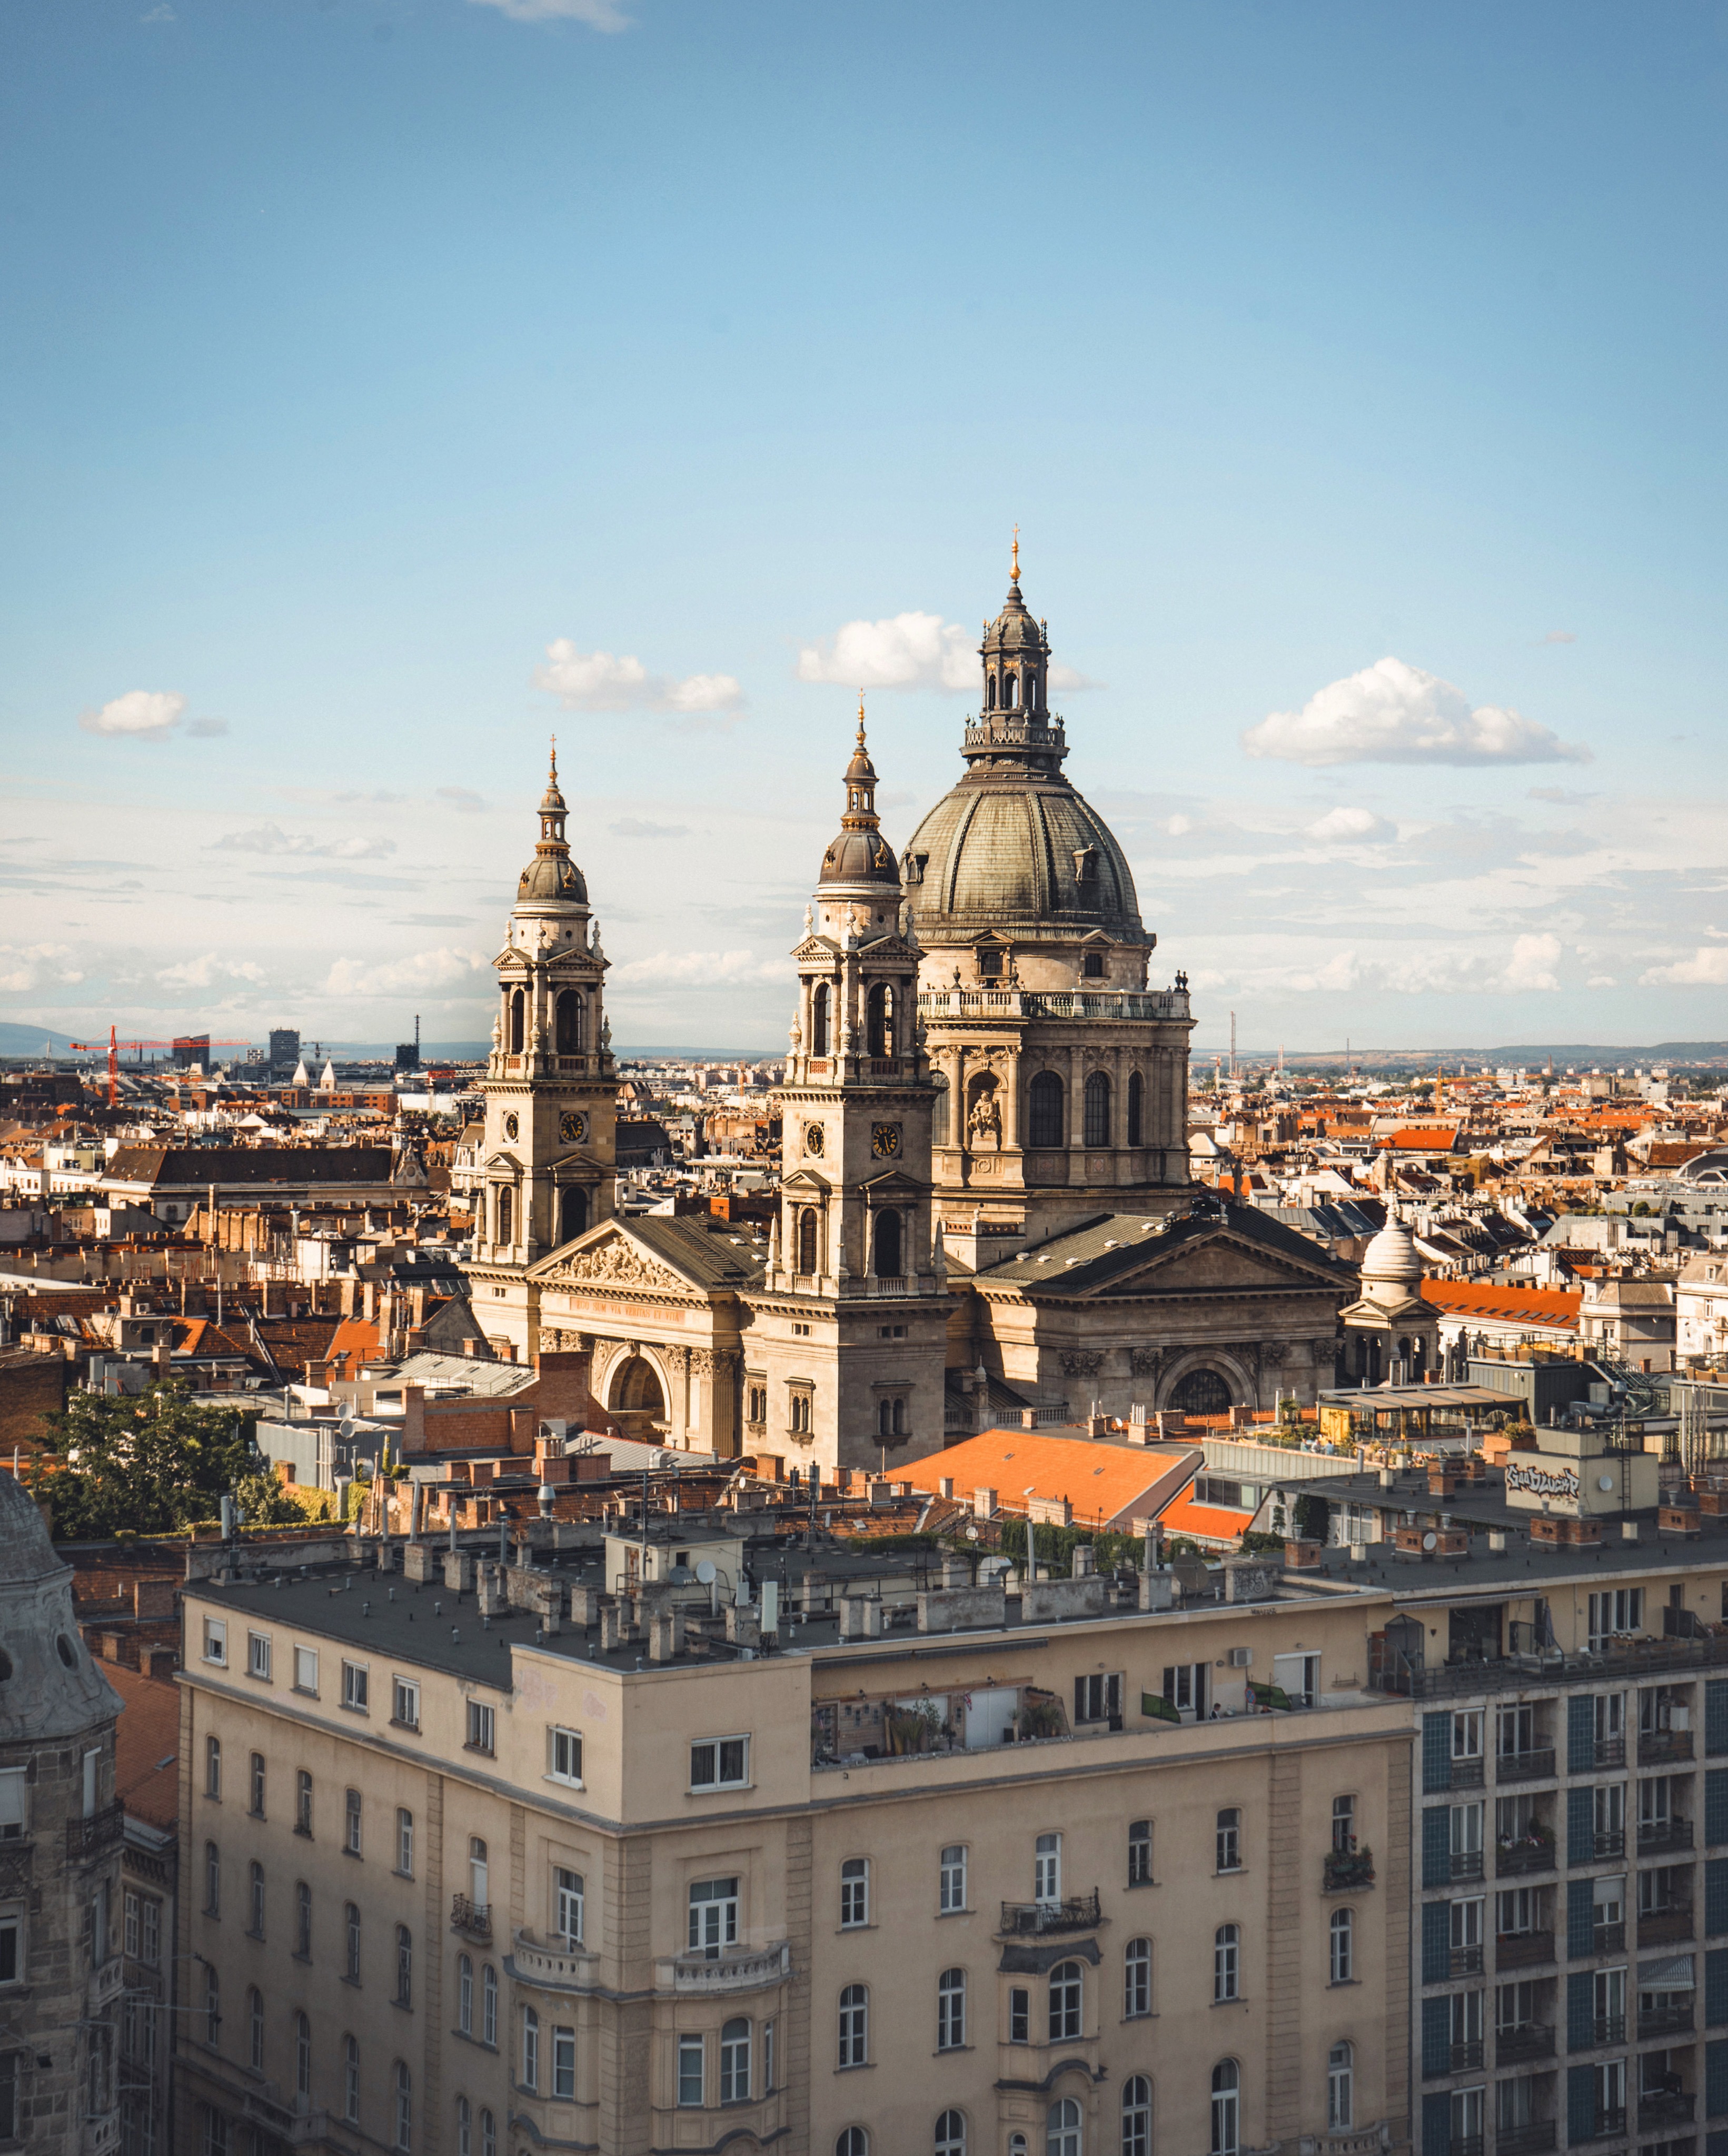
xmin=1325 ymin=1843 xmax=1375 ymax=1889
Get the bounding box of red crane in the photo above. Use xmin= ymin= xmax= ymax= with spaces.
xmin=69 ymin=1026 xmax=253 ymax=1106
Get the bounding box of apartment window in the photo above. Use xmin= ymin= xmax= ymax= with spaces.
xmin=937 ymin=1967 xmax=966 ymax=2051
xmin=465 ymin=1702 xmax=494 ymax=1754
xmin=469 ymin=1839 xmax=489 ymax=1912
xmin=549 ymin=1728 xmax=583 ymax=1785
xmin=837 ymin=2130 xmax=868 ymax=2156
xmin=763 ymin=2018 xmax=775 ymax=2093
xmin=1074 ymin=1672 xmax=1124 ymax=1725
xmin=480 ymin=2111 xmax=494 ymax=2156
xmin=455 ymin=2097 xmax=471 ymax=2156
xmin=1034 ymin=1833 xmax=1061 ymax=1905
xmin=393 ymin=1678 xmax=420 ymax=1731
xmin=1453 ymin=1710 xmax=1484 ymax=1764
xmin=204 ymin=1965 xmax=221 ymax=2045
xmin=395 ymin=1810 xmax=414 ymax=1876
xmin=295 ymin=1771 xmax=313 ymax=1836
xmin=677 ymin=2033 xmax=703 ymax=2107
xmin=247 ymin=1988 xmax=264 ymax=2072
xmin=1164 ymin=1662 xmax=1208 ymax=1716
xmin=939 ymin=1845 xmax=968 ymax=1913
xmin=1332 ymin=1795 xmax=1356 ymax=1853
xmin=689 ymin=1877 xmax=739 ymax=1958
xmin=345 ymin=1902 xmax=361 ymax=1982
xmin=0 ymin=2057 xmax=17 ymax=2143
xmin=1214 ymin=1923 xmax=1240 ymax=2002
xmin=520 ymin=2009 xmax=539 ymax=2092
xmin=393 ymin=2062 xmax=411 ymax=2151
xmin=293 ymin=1646 xmax=319 ymax=1695
xmin=1128 ymin=1820 xmax=1152 ymax=1885
xmin=295 ymin=2013 xmax=312 ymax=2103
xmin=1124 ymin=1936 xmax=1152 ymax=2018
xmin=344 ymin=1788 xmax=362 ymax=1856
xmin=458 ymin=1955 xmax=473 ymax=2035
xmin=1216 ymin=1808 xmax=1242 ymax=1873
xmin=482 ymin=1964 xmax=498 ymax=2046
xmin=395 ymin=1925 xmax=412 ymax=2006
xmin=204 ymin=1842 xmax=221 ymax=1917
xmin=553 ymin=1867 xmax=583 ymax=1947
xmin=247 ymin=1633 xmax=272 ymax=1682
xmin=840 ymin=1858 xmax=869 ymax=1929
xmin=142 ymin=1899 xmax=159 ymax=1965
xmin=1589 ymin=1588 xmax=1643 ymax=1650
xmin=247 ymin=1862 xmax=265 ymax=1938
xmin=1009 ymin=1987 xmax=1030 ymax=2043
xmin=719 ymin=2018 xmax=750 ymax=2102
xmin=341 ymin=1662 xmax=369 ymax=1713
xmin=203 ymin=1620 xmax=227 ymax=1666
xmin=1048 ymin=1959 xmax=1083 ymax=2041
xmin=1211 ymin=2061 xmax=1241 ymax=2156
xmin=201 ymin=2110 xmax=228 ymax=2156
xmin=0 ymin=1772 xmax=22 ymax=1844
xmin=124 ymin=1891 xmax=139 ymax=1959
xmin=1049 ymin=2100 xmax=1082 ymax=2156
xmin=552 ymin=2026 xmax=575 ymax=2101
xmin=935 ymin=2112 xmax=967 ymax=2156
xmin=1328 ymin=2042 xmax=1353 ymax=2130
xmin=838 ymin=1985 xmax=868 ymax=2067
xmin=294 ymin=1881 xmax=311 ymax=1959
xmin=249 ymin=1755 xmax=266 ymax=1818
xmin=689 ymin=1736 xmax=748 ymax=1791
xmin=1123 ymin=2075 xmax=1154 ymax=2156
xmin=1329 ymin=1906 xmax=1353 ymax=1983
xmin=205 ymin=1737 xmax=222 ymax=1800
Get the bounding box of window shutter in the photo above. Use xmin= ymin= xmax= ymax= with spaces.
xmin=1709 ymin=1770 xmax=1728 ymax=1848
xmin=1710 ymin=1859 xmax=1728 ymax=1939
xmin=1422 ymin=2092 xmax=1452 ymax=2156
xmin=1423 ymin=1901 xmax=1452 ymax=1986
xmin=1567 ymin=1971 xmax=1594 ymax=2053
xmin=1423 ymin=1713 xmax=1453 ymax=1795
xmin=1706 ymin=1948 xmax=1728 ymax=2029
xmin=1567 ymin=1786 xmax=1596 ymax=1868
xmin=1709 ymin=2038 xmax=1728 ymax=2121
xmin=1422 ymin=1996 xmax=1452 ymax=2079
xmin=1567 ymin=1877 xmax=1596 ymax=1961
xmin=1567 ymin=2065 xmax=1596 ymax=2144
xmin=1707 ymin=1680 xmax=1728 ymax=1758
xmin=1568 ymin=1694 xmax=1595 ymax=1775
xmin=1423 ymin=1807 xmax=1453 ymax=1890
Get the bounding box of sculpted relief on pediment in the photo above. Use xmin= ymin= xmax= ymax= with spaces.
xmin=551 ymin=1236 xmax=680 ymax=1290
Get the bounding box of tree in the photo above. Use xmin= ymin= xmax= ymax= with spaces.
xmin=29 ymin=1381 xmax=299 ymax=1541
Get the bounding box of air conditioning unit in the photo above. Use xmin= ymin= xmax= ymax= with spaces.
xmin=1228 ymin=1646 xmax=1252 ymax=1668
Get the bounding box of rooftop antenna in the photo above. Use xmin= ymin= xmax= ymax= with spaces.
xmin=1229 ymin=1010 xmax=1237 ymax=1080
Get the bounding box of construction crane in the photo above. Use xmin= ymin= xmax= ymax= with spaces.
xmin=69 ymin=1025 xmax=253 ymax=1106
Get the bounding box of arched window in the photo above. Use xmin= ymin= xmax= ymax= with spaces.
xmin=1027 ymin=669 xmax=1039 ymax=711
xmin=457 ymin=1953 xmax=472 ymax=2035
xmin=480 ymin=2113 xmax=495 ymax=2156
xmin=986 ymin=673 xmax=998 ymax=711
xmin=932 ymin=1078 xmax=949 ymax=1147
xmin=559 ymin=1185 xmax=588 ymax=1244
xmin=893 ymin=1397 xmax=906 ymax=1435
xmin=811 ymin=982 xmax=830 ymax=1058
xmin=797 ymin=1208 xmax=818 ymax=1276
xmin=204 ymin=1841 xmax=220 ymax=1916
xmin=554 ymin=990 xmax=582 ymax=1056
xmin=342 ymin=2036 xmax=360 ymax=2124
xmin=867 ymin=982 xmax=895 ymax=1058
xmin=482 ymin=1964 xmax=498 ymax=2048
xmin=1046 ymin=2099 xmax=1081 ymax=2156
xmin=838 ymin=1984 xmax=868 ymax=2067
xmin=1328 ymin=2042 xmax=1353 ymax=2129
xmin=1084 ymin=1070 xmax=1111 ymax=1147
xmin=1048 ymin=1960 xmax=1082 ymax=2041
xmin=1214 ymin=1923 xmax=1239 ymax=2002
xmin=1171 ymin=1365 xmax=1232 ymax=1415
xmin=719 ymin=2018 xmax=751 ymax=2103
xmin=1123 ymin=2075 xmax=1153 ymax=2156
xmin=295 ymin=2014 xmax=312 ymax=2104
xmin=521 ymin=2008 xmax=539 ymax=2091
xmin=247 ymin=1988 xmax=264 ymax=2072
xmin=878 ymin=1399 xmax=893 ymax=1437
xmin=837 ymin=2133 xmax=869 ymax=2156
xmin=872 ymin=1209 xmax=901 ymax=1278
xmin=1329 ymin=1907 xmax=1353 ymax=1984
xmin=249 ymin=1861 xmax=265 ymax=1935
xmin=508 ymin=991 xmax=524 ymax=1057
xmin=345 ymin=1901 xmax=361 ymax=1982
xmin=496 ymin=1187 xmax=513 ymax=1248
xmin=395 ymin=1925 xmax=412 ymax=2007
xmin=1124 ymin=1936 xmax=1152 ymax=2018
xmin=936 ymin=2111 xmax=967 ymax=2156
xmin=1028 ymin=1071 xmax=1065 ymax=1148
xmin=936 ymin=1969 xmax=966 ymax=2052
xmin=393 ymin=2062 xmax=411 ymax=2152
xmin=1211 ymin=2061 xmax=1241 ymax=2156
xmin=1004 ymin=671 xmax=1019 ymax=709
xmin=456 ymin=2097 xmax=471 ymax=2156
xmin=1127 ymin=1070 xmax=1144 ymax=1147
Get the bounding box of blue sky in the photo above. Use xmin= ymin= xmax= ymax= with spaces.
xmin=4 ymin=0 xmax=1726 ymax=1055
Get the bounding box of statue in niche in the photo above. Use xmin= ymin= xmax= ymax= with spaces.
xmin=967 ymin=1081 xmax=1002 ymax=1151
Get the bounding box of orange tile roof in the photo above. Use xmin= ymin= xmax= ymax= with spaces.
xmin=324 ymin=1316 xmax=382 ymax=1374
xmin=1419 ymin=1279 xmax=1581 ymax=1330
xmin=107 ymin=1663 xmax=180 ymax=1833
xmin=1378 ymin=1127 xmax=1461 ymax=1151
xmin=899 ymin=1429 xmax=1199 ymax=1528
xmin=1157 ymin=1492 xmax=1256 ymax=1544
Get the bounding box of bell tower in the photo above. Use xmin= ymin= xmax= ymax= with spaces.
xmin=463 ymin=744 xmax=618 ymax=1357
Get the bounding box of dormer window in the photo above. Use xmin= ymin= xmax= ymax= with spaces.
xmin=977 ymin=949 xmax=1004 ymax=981
xmin=1083 ymin=952 xmax=1105 ymax=980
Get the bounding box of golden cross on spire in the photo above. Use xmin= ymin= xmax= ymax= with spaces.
xmin=1011 ymin=523 xmax=1020 ymax=583
xmin=549 ymin=732 xmax=558 ymax=781
xmin=857 ymin=689 xmax=866 ymax=746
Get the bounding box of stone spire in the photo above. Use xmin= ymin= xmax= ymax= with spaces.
xmin=817 ymin=697 xmax=900 ymax=891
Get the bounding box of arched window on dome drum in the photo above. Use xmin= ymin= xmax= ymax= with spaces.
xmin=496 ymin=1188 xmax=514 ymax=1248
xmin=867 ymin=983 xmax=894 ymax=1058
xmin=559 ymin=1186 xmax=588 ymax=1244
xmin=1004 ymin=671 xmax=1018 ymax=709
xmin=1127 ymin=1071 xmax=1145 ymax=1147
xmin=509 ymin=991 xmax=525 ymax=1056
xmin=555 ymin=991 xmax=582 ymax=1055
xmin=797 ymin=1209 xmax=818 ymax=1276
xmin=872 ymin=1209 xmax=901 ymax=1279
xmin=1028 ymin=1072 xmax=1064 ymax=1149
xmin=1084 ymin=1071 xmax=1111 ymax=1148
xmin=986 ymin=673 xmax=997 ymax=710
xmin=810 ymin=983 xmax=830 ymax=1058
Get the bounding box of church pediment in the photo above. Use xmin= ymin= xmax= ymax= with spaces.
xmin=980 ymin=1207 xmax=1357 ymax=1303
xmin=483 ymin=1149 xmax=526 ymax=1177
xmin=781 ymin=1168 xmax=833 ymax=1195
xmin=859 ymin=1166 xmax=927 ymax=1197
xmin=529 ymin=1226 xmax=686 ymax=1292
xmin=794 ymin=936 xmax=840 ymax=963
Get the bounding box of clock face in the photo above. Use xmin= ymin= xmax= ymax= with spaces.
xmin=805 ymin=1122 xmax=825 ymax=1157
xmin=502 ymin=1111 xmax=520 ymax=1141
xmin=560 ymin=1110 xmax=588 ymax=1144
xmin=871 ymin=1122 xmax=901 ymax=1159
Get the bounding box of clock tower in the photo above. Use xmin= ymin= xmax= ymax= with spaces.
xmin=464 ymin=745 xmax=618 ymax=1358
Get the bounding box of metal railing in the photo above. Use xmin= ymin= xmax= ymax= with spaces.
xmin=1592 ymin=1920 xmax=1626 ymax=1955
xmin=998 ymin=1892 xmax=1102 ymax=1937
xmin=1497 ymin=1749 xmax=1556 ymax=1784
xmin=1582 ymin=2109 xmax=1625 ymax=2142
xmin=1496 ymin=1931 xmax=1554 ymax=1970
xmin=1638 ymin=1906 xmax=1694 ymax=1946
xmin=1592 ymin=1738 xmax=1627 ymax=1769
xmin=1496 ymin=2023 xmax=1554 ymax=2062
xmin=1640 ymin=1731 xmax=1695 ymax=1765
xmin=67 ymin=1802 xmax=124 ymax=1864
xmin=1638 ymin=2094 xmax=1695 ymax=2128
xmin=450 ymin=1895 xmax=491 ymax=1941
xmin=1449 ymin=1850 xmax=1486 ymax=1883
xmin=1323 ymin=1852 xmax=1376 ymax=1892
xmin=1447 ymin=2040 xmax=1485 ymax=2071
xmin=1496 ymin=2123 xmax=1555 ymax=2156
xmin=1372 ymin=1629 xmax=1728 ymax=1701
xmin=1638 ymin=2003 xmax=1695 ymax=2039
xmin=1448 ymin=1945 xmax=1486 ymax=1977
xmin=1590 ymin=2013 xmax=1627 ymax=2046
xmin=1638 ymin=1819 xmax=1694 ymax=1854
xmin=1588 ymin=1829 xmax=1626 ymax=1861
xmin=1496 ymin=1841 xmax=1556 ymax=1878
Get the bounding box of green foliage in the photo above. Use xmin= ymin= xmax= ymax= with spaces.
xmin=30 ymin=1381 xmax=294 ymax=1542
xmin=1293 ymin=1491 xmax=1331 ymax=1541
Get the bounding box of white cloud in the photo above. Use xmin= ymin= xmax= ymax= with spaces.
xmin=1497 ymin=932 xmax=1563 ymax=992
xmin=435 ymin=787 xmax=487 ymax=813
xmin=1242 ymin=657 xmax=1591 ymax=767
xmin=1541 ymin=631 xmax=1577 ymax=644
xmin=140 ymin=4 xmax=175 ymax=19
xmin=1305 ymin=805 xmax=1396 ymax=844
xmin=1166 ymin=813 xmax=1195 ymax=837
xmin=80 ymin=690 xmax=185 ymax=740
xmin=1587 ymin=975 xmax=1618 ymax=989
xmin=796 ymin=612 xmax=976 ymax=693
xmin=610 ymin=819 xmax=691 ymax=839
xmin=466 ymin=0 xmax=628 ymax=24
xmin=534 ymin=641 xmax=742 ymax=714
xmin=0 ymin=943 xmax=84 ymax=993
xmin=156 ymin=953 xmax=266 ymax=990
xmin=609 ymin=948 xmax=783 ymax=987
xmin=211 ymin=824 xmax=395 ymax=860
xmin=1641 ymin=946 xmax=1728 ymax=987
xmin=323 ymin=948 xmax=490 ymax=998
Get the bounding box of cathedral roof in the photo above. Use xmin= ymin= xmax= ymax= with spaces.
xmin=974 ymin=1200 xmax=1359 ymax=1298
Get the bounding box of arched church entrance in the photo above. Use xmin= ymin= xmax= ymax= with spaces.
xmin=1166 ymin=1365 xmax=1233 ymax=1415
xmin=609 ymin=1355 xmax=667 ymax=1439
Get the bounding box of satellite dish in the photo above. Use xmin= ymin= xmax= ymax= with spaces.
xmin=1422 ymin=1531 xmax=1438 ymax=1552
xmin=965 ymin=1526 xmax=979 ymax=1542
xmin=696 ymin=1560 xmax=717 ymax=1585
xmin=1597 ymin=1474 xmax=1615 ymax=1493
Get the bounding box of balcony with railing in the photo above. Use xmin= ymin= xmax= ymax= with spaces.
xmin=1496 ymin=2023 xmax=1555 ymax=2063
xmin=1323 ymin=1850 xmax=1376 ymax=1893
xmin=1592 ymin=1738 xmax=1627 ymax=1770
xmin=1589 ymin=2013 xmax=1627 ymax=2046
xmin=1450 ymin=1757 xmax=1487 ymax=1790
xmin=1448 ymin=1849 xmax=1486 ymax=1883
xmin=1497 ymin=1835 xmax=1556 ymax=1879
xmin=450 ymin=1895 xmax=491 ymax=1942
xmin=1576 ymin=2108 xmax=1625 ymax=2143
xmin=1638 ymin=1904 xmax=1694 ymax=1947
xmin=67 ymin=1801 xmax=124 ymax=1865
xmin=1448 ymin=1944 xmax=1486 ymax=1978
xmin=1446 ymin=2137 xmax=1484 ymax=2156
xmin=1497 ymin=1749 xmax=1557 ymax=1785
xmin=507 ymin=1928 xmax=596 ymax=1995
xmin=1591 ymin=1920 xmax=1627 ymax=1955
xmin=1640 ymin=1730 xmax=1695 ymax=1766
xmin=1496 ymin=2122 xmax=1556 ymax=2156
xmin=1638 ymin=2092 xmax=1695 ymax=2130
xmin=1496 ymin=1931 xmax=1555 ymax=1970
xmin=1371 ymin=1628 xmax=1728 ymax=1702
xmin=1588 ymin=1828 xmax=1626 ymax=1861
xmin=654 ymin=1942 xmax=791 ymax=1995
xmin=1637 ymin=2001 xmax=1695 ymax=2039
xmin=999 ymin=1892 xmax=1103 ymax=1938
xmin=1447 ymin=2040 xmax=1485 ymax=2071
xmin=1638 ymin=1819 xmax=1694 ymax=1855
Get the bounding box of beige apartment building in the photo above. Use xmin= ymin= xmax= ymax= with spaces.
xmin=172 ymin=1528 xmax=1412 ymax=2156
